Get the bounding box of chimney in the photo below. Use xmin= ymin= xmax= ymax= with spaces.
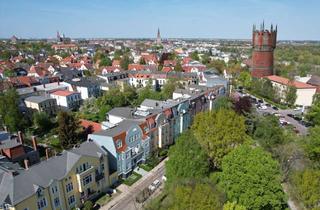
xmin=43 ymin=83 xmax=46 ymax=88
xmin=24 ymin=159 xmax=29 ymax=170
xmin=45 ymin=148 xmax=50 ymax=160
xmin=32 ymin=136 xmax=37 ymax=151
xmin=57 ymin=81 xmax=60 ymax=86
xmin=17 ymin=131 xmax=24 ymax=144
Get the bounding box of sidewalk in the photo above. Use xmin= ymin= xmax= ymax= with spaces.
xmin=101 ymin=157 xmax=168 ymax=210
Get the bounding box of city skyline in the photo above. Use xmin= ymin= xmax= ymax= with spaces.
xmin=0 ymin=0 xmax=320 ymax=40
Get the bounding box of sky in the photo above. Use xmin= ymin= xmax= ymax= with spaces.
xmin=0 ymin=0 xmax=319 ymax=40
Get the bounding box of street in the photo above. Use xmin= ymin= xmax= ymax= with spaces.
xmin=256 ymin=106 xmax=308 ymax=135
xmin=101 ymin=158 xmax=167 ymax=210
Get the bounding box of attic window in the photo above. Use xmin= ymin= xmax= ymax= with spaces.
xmin=116 ymin=139 xmax=122 ymax=149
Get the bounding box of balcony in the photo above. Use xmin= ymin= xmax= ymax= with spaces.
xmin=95 ymin=173 xmax=105 ymax=182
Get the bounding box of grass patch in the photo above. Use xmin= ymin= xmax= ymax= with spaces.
xmin=139 ymin=164 xmax=153 ymax=172
xmin=95 ymin=193 xmax=112 ymax=206
xmin=122 ymin=172 xmax=142 ymax=186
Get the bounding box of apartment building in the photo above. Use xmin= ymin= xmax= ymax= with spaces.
xmin=24 ymin=96 xmax=58 ymax=116
xmin=89 ymin=85 xmax=225 ymax=178
xmin=0 ymin=141 xmax=117 ymax=210
xmin=50 ymin=90 xmax=82 ymax=111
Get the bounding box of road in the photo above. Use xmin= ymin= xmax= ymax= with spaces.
xmin=101 ymin=158 xmax=167 ymax=210
xmin=238 ymin=91 xmax=309 ymax=135
xmin=256 ymin=106 xmax=308 ymax=135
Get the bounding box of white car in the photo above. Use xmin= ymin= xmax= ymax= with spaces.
xmin=152 ymin=179 xmax=161 ymax=189
xmin=294 ymin=107 xmax=302 ymax=111
xmin=259 ymin=105 xmax=267 ymax=110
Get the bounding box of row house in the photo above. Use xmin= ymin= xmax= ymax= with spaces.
xmin=88 ymin=119 xmax=151 ymax=178
xmin=0 ymin=141 xmax=117 ymax=210
xmin=89 ymin=85 xmax=225 ymax=178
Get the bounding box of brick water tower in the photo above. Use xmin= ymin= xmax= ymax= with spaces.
xmin=251 ymin=22 xmax=277 ymax=78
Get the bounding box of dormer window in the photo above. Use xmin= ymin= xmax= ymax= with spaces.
xmin=116 ymin=139 xmax=122 ymax=148
xmin=36 ymin=188 xmax=43 ymax=198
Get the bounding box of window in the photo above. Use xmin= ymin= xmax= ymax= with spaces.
xmin=116 ymin=139 xmax=122 ymax=148
xmin=68 ymin=195 xmax=75 ymax=206
xmin=129 ymin=136 xmax=134 ymax=143
xmin=54 ymin=197 xmax=60 ymax=207
xmin=101 ymin=163 xmax=105 ymax=171
xmin=83 ymin=175 xmax=92 ymax=186
xmin=117 ymin=155 xmax=121 ymax=161
xmin=36 ymin=189 xmax=43 ymax=198
xmin=126 ymin=151 xmax=130 ymax=159
xmin=51 ymin=186 xmax=58 ymax=194
xmin=37 ymin=198 xmax=47 ymax=210
xmin=66 ymin=182 xmax=73 ymax=193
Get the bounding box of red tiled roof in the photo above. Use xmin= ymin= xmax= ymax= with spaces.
xmin=162 ymin=66 xmax=173 ymax=73
xmin=51 ymin=90 xmax=77 ymax=97
xmin=128 ymin=64 xmax=146 ymax=71
xmin=266 ymin=75 xmax=317 ymax=89
xmin=80 ymin=119 xmax=102 ymax=133
xmin=9 ymin=76 xmax=39 ymax=87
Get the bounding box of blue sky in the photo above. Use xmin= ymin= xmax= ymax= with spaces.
xmin=0 ymin=0 xmax=319 ymax=40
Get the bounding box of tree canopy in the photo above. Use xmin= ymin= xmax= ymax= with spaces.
xmin=0 ymin=89 xmax=27 ymax=132
xmin=165 ymin=131 xmax=209 ymax=183
xmin=146 ymin=180 xmax=225 ymax=210
xmin=57 ymin=111 xmax=81 ymax=149
xmin=303 ymin=126 xmax=320 ymax=165
xmin=291 ymin=169 xmax=320 ymax=210
xmin=192 ymin=109 xmax=250 ymax=168
xmin=218 ymin=145 xmax=287 ymax=210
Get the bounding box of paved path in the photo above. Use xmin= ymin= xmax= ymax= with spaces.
xmin=101 ymin=158 xmax=167 ymax=210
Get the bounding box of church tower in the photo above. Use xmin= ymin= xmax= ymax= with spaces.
xmin=156 ymin=28 xmax=161 ymax=45
xmin=251 ymin=22 xmax=277 ymax=78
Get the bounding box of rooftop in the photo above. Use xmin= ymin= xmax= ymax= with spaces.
xmin=24 ymin=96 xmax=54 ymax=103
xmin=266 ymin=75 xmax=317 ymax=89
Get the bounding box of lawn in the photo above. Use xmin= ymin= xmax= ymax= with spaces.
xmin=139 ymin=164 xmax=153 ymax=172
xmin=122 ymin=172 xmax=142 ymax=186
xmin=95 ymin=193 xmax=112 ymax=206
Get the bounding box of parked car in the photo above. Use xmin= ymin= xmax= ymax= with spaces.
xmin=287 ymin=113 xmax=294 ymax=118
xmin=272 ymin=106 xmax=279 ymax=110
xmin=259 ymin=105 xmax=267 ymax=110
xmin=151 ymin=179 xmax=161 ymax=190
xmin=294 ymin=107 xmax=302 ymax=111
xmin=162 ymin=175 xmax=167 ymax=182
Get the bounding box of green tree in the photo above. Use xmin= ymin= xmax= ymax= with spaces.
xmin=306 ymin=101 xmax=320 ymax=125
xmin=33 ymin=112 xmax=53 ymax=135
xmin=0 ymin=89 xmax=27 ymax=132
xmin=238 ymin=71 xmax=252 ymax=89
xmin=285 ymin=85 xmax=297 ymax=106
xmin=190 ymin=51 xmax=200 ymax=61
xmin=57 ymin=111 xmax=80 ymax=149
xmin=161 ymin=79 xmax=182 ymax=100
xmin=174 ymin=61 xmax=183 ymax=72
xmin=223 ymin=201 xmax=247 ymax=210
xmin=303 ymin=126 xmax=320 ymax=164
xmin=253 ymin=115 xmax=285 ymax=151
xmin=192 ymin=109 xmax=250 ymax=168
xmin=291 ymin=169 xmax=320 ymax=210
xmin=120 ymin=55 xmax=132 ymax=70
xmin=213 ymin=96 xmax=234 ymax=111
xmin=146 ymin=180 xmax=225 ymax=210
xmin=165 ymin=131 xmax=209 ymax=183
xmin=99 ymin=57 xmax=112 ymax=67
xmin=83 ymin=200 xmax=93 ymax=210
xmin=218 ymin=145 xmax=287 ymax=210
